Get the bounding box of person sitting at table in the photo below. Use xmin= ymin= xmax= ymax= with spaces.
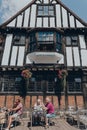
xmin=42 ymin=97 xmax=55 ymax=128
xmin=9 ymin=102 xmax=17 ymax=116
xmin=32 ymin=99 xmax=44 ymax=125
xmin=5 ymin=99 xmax=23 ymax=130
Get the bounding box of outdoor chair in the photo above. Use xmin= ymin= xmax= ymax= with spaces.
xmin=65 ymin=106 xmax=77 ymax=126
xmin=0 ymin=110 xmax=8 ymax=130
xmin=0 ymin=119 xmax=7 ymax=130
xmin=77 ymin=109 xmax=87 ymax=129
xmin=12 ymin=110 xmax=30 ymax=129
xmin=48 ymin=110 xmax=60 ymax=126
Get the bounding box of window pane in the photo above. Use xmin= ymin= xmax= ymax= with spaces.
xmin=13 ymin=35 xmax=26 ymax=45
xmin=30 ymin=43 xmax=36 ymax=52
xmin=47 ymin=82 xmax=54 ymax=92
xmin=0 ymin=76 xmax=22 ymax=92
xmin=66 ymin=37 xmax=71 ymax=45
xmin=68 ymin=78 xmax=81 ymax=92
xmin=49 ymin=10 xmax=54 ymax=15
xmin=68 ymin=82 xmax=74 ymax=92
xmin=49 ymin=6 xmax=54 ymax=10
xmin=38 ymin=32 xmax=54 ymax=42
xmin=38 ymin=6 xmax=43 ymax=10
xmin=20 ymin=36 xmax=26 ymax=44
xmin=71 ymin=36 xmax=78 ymax=46
xmin=44 ymin=6 xmax=48 ymax=15
xmin=75 ymin=82 xmax=81 ymax=92
xmin=57 ymin=33 xmax=61 ymax=43
xmin=38 ymin=10 xmax=43 ymax=15
xmin=56 ymin=43 xmax=62 ymax=52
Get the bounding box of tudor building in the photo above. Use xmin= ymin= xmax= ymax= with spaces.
xmin=0 ymin=0 xmax=87 ymax=109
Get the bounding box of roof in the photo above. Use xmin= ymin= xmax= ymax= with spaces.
xmin=0 ymin=0 xmax=87 ymax=28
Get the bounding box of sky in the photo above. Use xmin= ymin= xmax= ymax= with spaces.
xmin=0 ymin=0 xmax=87 ymax=25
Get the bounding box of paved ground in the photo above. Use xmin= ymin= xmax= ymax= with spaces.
xmin=10 ymin=119 xmax=80 ymax=130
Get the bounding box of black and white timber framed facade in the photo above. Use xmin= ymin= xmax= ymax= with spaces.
xmin=0 ymin=0 xmax=87 ymax=109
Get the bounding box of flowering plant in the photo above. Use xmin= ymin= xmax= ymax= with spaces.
xmin=21 ymin=69 xmax=32 ymax=78
xmin=58 ymin=69 xmax=68 ymax=79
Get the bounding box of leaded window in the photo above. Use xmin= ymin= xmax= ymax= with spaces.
xmin=56 ymin=33 xmax=62 ymax=52
xmin=68 ymin=78 xmax=82 ymax=93
xmin=38 ymin=32 xmax=54 ymax=42
xmin=37 ymin=32 xmax=54 ymax=51
xmin=37 ymin=5 xmax=54 ymax=16
xmin=71 ymin=36 xmax=78 ymax=46
xmin=28 ymin=31 xmax=62 ymax=52
xmin=13 ymin=35 xmax=26 ymax=45
xmin=0 ymin=76 xmax=22 ymax=92
xmin=27 ymin=72 xmax=56 ymax=93
xmin=28 ymin=33 xmax=36 ymax=52
xmin=66 ymin=36 xmax=78 ymax=46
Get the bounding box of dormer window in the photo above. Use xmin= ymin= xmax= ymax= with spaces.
xmin=38 ymin=5 xmax=54 ymax=16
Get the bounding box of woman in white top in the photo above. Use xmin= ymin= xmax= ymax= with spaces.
xmin=32 ymin=99 xmax=44 ymax=125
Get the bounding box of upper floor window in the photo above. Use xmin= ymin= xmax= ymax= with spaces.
xmin=13 ymin=35 xmax=26 ymax=45
xmin=66 ymin=36 xmax=78 ymax=46
xmin=28 ymin=31 xmax=62 ymax=52
xmin=38 ymin=32 xmax=54 ymax=42
xmin=37 ymin=32 xmax=54 ymax=51
xmin=37 ymin=5 xmax=54 ymax=16
xmin=56 ymin=33 xmax=62 ymax=52
xmin=30 ymin=33 xmax=36 ymax=43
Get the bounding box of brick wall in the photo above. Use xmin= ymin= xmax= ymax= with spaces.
xmin=0 ymin=95 xmax=84 ymax=110
xmin=0 ymin=96 xmax=5 ymax=107
xmin=68 ymin=96 xmax=75 ymax=107
xmin=76 ymin=96 xmax=84 ymax=109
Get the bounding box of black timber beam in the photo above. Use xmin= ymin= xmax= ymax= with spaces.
xmin=63 ymin=27 xmax=87 ymax=35
xmin=0 ymin=27 xmax=64 ymax=35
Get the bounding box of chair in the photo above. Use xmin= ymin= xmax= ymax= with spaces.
xmin=0 ymin=119 xmax=7 ymax=130
xmin=48 ymin=111 xmax=60 ymax=126
xmin=77 ymin=109 xmax=87 ymax=129
xmin=13 ymin=110 xmax=31 ymax=128
xmin=0 ymin=111 xmax=7 ymax=130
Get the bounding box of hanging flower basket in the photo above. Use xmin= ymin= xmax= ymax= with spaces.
xmin=58 ymin=69 xmax=68 ymax=79
xmin=57 ymin=69 xmax=68 ymax=90
xmin=21 ymin=69 xmax=32 ymax=78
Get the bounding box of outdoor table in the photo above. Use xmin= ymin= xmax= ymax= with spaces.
xmin=30 ymin=108 xmax=46 ymax=127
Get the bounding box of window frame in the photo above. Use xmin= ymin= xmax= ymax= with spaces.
xmin=0 ymin=75 xmax=22 ymax=93
xmin=13 ymin=34 xmax=26 ymax=46
xmin=67 ymin=77 xmax=82 ymax=93
xmin=38 ymin=32 xmax=54 ymax=42
xmin=66 ymin=36 xmax=78 ymax=46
